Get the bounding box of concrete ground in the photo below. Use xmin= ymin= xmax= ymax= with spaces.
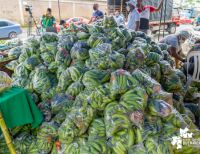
xmin=18 ymin=27 xmax=37 ymax=41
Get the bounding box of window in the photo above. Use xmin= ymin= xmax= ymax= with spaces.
xmin=0 ymin=21 xmax=8 ymax=27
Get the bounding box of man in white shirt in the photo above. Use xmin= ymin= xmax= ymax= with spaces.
xmin=126 ymin=0 xmax=140 ymax=31
xmin=114 ymin=10 xmax=125 ymax=27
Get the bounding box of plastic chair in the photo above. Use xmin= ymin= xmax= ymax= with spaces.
xmin=187 ymin=51 xmax=200 ymax=82
xmin=186 ymin=51 xmax=200 ymax=104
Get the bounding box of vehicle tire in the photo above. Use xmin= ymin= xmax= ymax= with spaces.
xmin=9 ymin=32 xmax=17 ymax=39
xmin=168 ymin=23 xmax=176 ymax=34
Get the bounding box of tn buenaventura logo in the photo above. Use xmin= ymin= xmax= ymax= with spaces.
xmin=171 ymin=127 xmax=200 ymax=149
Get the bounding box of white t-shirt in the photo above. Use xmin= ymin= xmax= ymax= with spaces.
xmin=114 ymin=15 xmax=125 ymax=26
xmin=127 ymin=9 xmax=140 ymax=30
xmin=138 ymin=6 xmax=156 ymax=30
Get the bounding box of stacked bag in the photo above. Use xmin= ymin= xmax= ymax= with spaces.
xmin=1 ymin=16 xmax=200 ymax=154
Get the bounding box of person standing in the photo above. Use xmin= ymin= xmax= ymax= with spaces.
xmin=159 ymin=30 xmax=191 ymax=68
xmin=114 ymin=10 xmax=125 ymax=27
xmin=196 ymin=14 xmax=200 ymax=26
xmin=41 ymin=8 xmax=56 ymax=32
xmin=137 ymin=0 xmax=164 ymax=33
xmin=126 ymin=0 xmax=140 ymax=31
xmin=88 ymin=3 xmax=104 ymax=24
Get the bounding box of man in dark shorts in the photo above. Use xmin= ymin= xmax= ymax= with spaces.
xmin=137 ymin=0 xmax=164 ymax=33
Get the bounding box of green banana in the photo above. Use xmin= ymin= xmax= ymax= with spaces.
xmin=134 ymin=127 xmax=143 ymax=144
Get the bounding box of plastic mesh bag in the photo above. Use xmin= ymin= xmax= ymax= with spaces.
xmin=5 ymin=60 xmax=18 ymax=71
xmin=41 ymin=52 xmax=55 ymax=64
xmin=0 ymin=71 xmax=12 ymax=93
xmin=107 ymin=128 xmax=135 ymax=153
xmin=32 ymin=68 xmax=51 ymax=93
xmin=142 ymin=63 xmax=161 ymax=82
xmin=8 ymin=46 xmax=22 ymax=58
xmin=104 ymin=102 xmax=129 ymax=137
xmin=125 ymin=47 xmax=145 ymax=71
xmin=161 ymin=72 xmax=183 ymax=93
xmin=36 ymin=122 xmax=58 ymax=154
xmin=40 ymin=32 xmax=59 ymax=43
xmin=110 ymin=69 xmax=139 ymax=96
xmin=66 ymin=81 xmax=85 ymax=97
xmin=58 ymin=118 xmax=80 ymax=144
xmin=88 ymin=118 xmax=106 ymax=140
xmin=80 ymin=139 xmax=109 ymax=154
xmin=14 ymin=63 xmax=29 ymax=77
xmin=14 ymin=132 xmax=35 ymax=154
xmin=145 ymin=52 xmax=161 ymax=66
xmin=55 ymin=47 xmax=71 ymax=66
xmin=82 ymin=69 xmax=110 ymax=89
xmin=51 ymin=93 xmax=74 ymax=114
xmin=132 ymin=69 xmax=161 ymax=96
xmin=151 ymin=90 xmax=173 ymax=106
xmin=147 ymin=99 xmax=173 ymax=119
xmin=159 ymin=60 xmax=174 ymax=76
xmin=128 ymin=143 xmax=147 ymax=154
xmin=0 ymin=135 xmax=10 ymax=154
xmin=24 ymin=55 xmax=41 ymax=71
xmin=87 ymin=83 xmax=114 ymax=111
xmin=70 ymin=41 xmax=89 ymax=60
xmin=120 ymin=87 xmax=148 ymax=112
xmin=109 ymin=51 xmax=125 ymax=69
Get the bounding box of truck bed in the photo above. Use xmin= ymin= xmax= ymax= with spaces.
xmin=144 ymin=0 xmax=173 ymax=21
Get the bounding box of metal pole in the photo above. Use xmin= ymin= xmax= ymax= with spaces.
xmin=0 ymin=112 xmax=16 ymax=154
xmin=18 ymin=0 xmax=25 ymax=25
xmin=121 ymin=0 xmax=124 ymax=12
xmin=58 ymin=0 xmax=61 ymax=21
xmin=163 ymin=0 xmax=167 ymax=38
xmin=158 ymin=0 xmax=164 ymax=41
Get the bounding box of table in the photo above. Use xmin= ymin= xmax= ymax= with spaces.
xmin=0 ymin=52 xmax=16 ymax=77
xmin=0 ymin=87 xmax=43 ymax=129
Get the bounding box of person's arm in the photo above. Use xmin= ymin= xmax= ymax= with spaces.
xmin=154 ymin=0 xmax=164 ymax=12
xmin=41 ymin=15 xmax=45 ymax=27
xmin=88 ymin=11 xmax=96 ymax=24
xmin=88 ymin=17 xmax=92 ymax=24
xmin=170 ymin=47 xmax=184 ymax=61
xmin=88 ymin=16 xmax=96 ymax=24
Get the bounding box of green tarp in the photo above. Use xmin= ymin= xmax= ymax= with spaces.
xmin=0 ymin=87 xmax=43 ymax=129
